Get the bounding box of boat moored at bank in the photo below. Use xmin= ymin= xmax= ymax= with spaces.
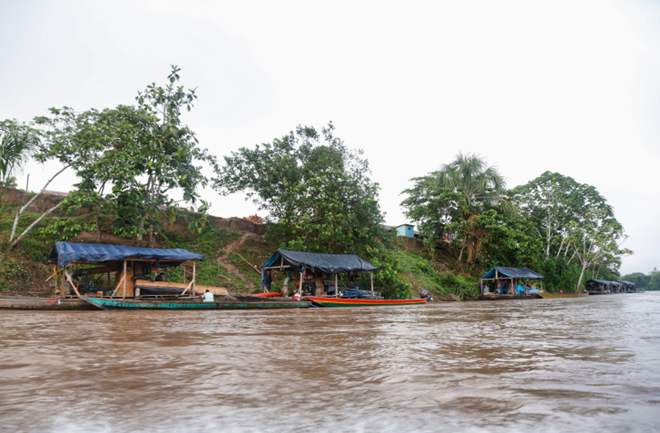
xmin=260 ymin=249 xmax=428 ymax=307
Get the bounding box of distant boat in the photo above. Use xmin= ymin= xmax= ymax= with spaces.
xmin=539 ymin=293 xmax=589 ymax=299
xmin=305 ymin=296 xmax=427 ymax=307
xmin=85 ymin=296 xmax=310 ymax=310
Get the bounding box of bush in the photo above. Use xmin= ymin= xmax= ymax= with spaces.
xmin=0 ymin=258 xmax=31 ymax=292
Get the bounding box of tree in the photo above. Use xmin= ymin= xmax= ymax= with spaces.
xmin=477 ymin=210 xmax=543 ymax=269
xmin=0 ymin=120 xmax=40 ymax=222
xmin=401 ymin=152 xmax=510 ymax=263
xmin=215 ymin=122 xmax=384 ymax=255
xmin=130 ymin=65 xmax=215 ymax=246
xmin=620 ymin=272 xmax=651 ymax=288
xmin=0 ymin=120 xmax=39 ymax=187
xmin=8 ymin=106 xmax=110 ymax=248
xmin=29 ymin=67 xmax=215 ymax=247
xmin=509 ymin=172 xmax=614 ymax=258
xmin=647 ymin=272 xmax=660 ymax=291
xmin=567 ymin=209 xmax=632 ymax=290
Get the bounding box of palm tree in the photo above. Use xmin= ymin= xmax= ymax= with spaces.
xmin=0 ymin=120 xmax=39 ymax=186
xmin=0 ymin=120 xmax=39 ymax=221
xmin=435 ymin=152 xmax=506 ymax=208
xmin=434 ymin=152 xmax=510 ymax=263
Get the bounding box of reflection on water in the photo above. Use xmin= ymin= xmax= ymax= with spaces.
xmin=1 ymin=294 xmax=659 ymax=432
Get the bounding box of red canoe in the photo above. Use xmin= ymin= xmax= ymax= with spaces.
xmin=252 ymin=292 xmax=282 ymax=297
xmin=306 ymin=296 xmax=428 ymax=307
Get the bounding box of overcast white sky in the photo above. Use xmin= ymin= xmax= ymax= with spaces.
xmin=1 ymin=0 xmax=659 ymax=275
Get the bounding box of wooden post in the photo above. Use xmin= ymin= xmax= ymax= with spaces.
xmin=64 ymin=270 xmax=82 ymax=298
xmin=299 ymin=270 xmax=303 ymax=295
xmin=111 ymin=274 xmax=126 ymax=297
xmin=335 ymin=273 xmax=338 ymax=298
xmin=480 ymin=279 xmax=483 ymax=295
xmin=123 ymin=260 xmax=127 ymax=299
xmin=370 ymin=271 xmax=374 ymax=298
xmin=60 ymin=269 xmax=66 ymax=298
xmin=192 ymin=261 xmax=196 ymax=295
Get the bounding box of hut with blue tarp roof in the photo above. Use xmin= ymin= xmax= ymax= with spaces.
xmin=479 ymin=266 xmax=544 ymax=297
xmin=46 ymin=241 xmax=214 ymax=299
xmin=261 ymin=249 xmax=379 ymax=298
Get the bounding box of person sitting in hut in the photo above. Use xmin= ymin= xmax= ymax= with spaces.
xmin=201 ymin=289 xmax=214 ymax=302
xmin=155 ymin=272 xmax=165 ymax=282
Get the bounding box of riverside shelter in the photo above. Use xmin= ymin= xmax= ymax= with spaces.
xmin=261 ymin=250 xmax=379 ymax=297
xmin=46 ymin=242 xmax=210 ymax=299
xmin=480 ymin=266 xmax=544 ymax=296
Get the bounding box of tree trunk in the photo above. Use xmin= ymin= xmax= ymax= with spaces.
xmin=10 ymin=164 xmax=70 ymax=243
xmin=10 ymin=201 xmax=63 ymax=249
xmin=96 ymin=214 xmax=102 ymax=243
xmin=545 ymin=219 xmax=552 ymax=256
xmin=457 ymin=241 xmax=465 ymax=263
xmin=556 ymin=236 xmax=566 ymax=259
xmin=576 ymin=262 xmax=588 ymax=291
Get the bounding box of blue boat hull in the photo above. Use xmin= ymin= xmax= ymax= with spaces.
xmin=85 ymin=297 xmax=310 ymax=310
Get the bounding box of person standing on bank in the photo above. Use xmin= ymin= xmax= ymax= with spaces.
xmin=201 ymin=290 xmax=214 ymax=302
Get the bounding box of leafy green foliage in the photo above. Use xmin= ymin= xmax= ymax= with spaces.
xmin=35 ymin=66 xmax=216 ymax=247
xmin=38 ymin=219 xmax=96 ymax=241
xmin=509 ymin=171 xmax=617 ymax=258
xmin=620 ymin=272 xmax=652 ymax=289
xmin=0 ymin=258 xmax=30 ymax=292
xmin=0 ymin=119 xmax=39 ymax=186
xmin=402 ymin=152 xmax=510 ymax=264
xmin=18 ymin=236 xmax=52 ymax=264
xmin=216 ymin=122 xmax=383 ymax=255
xmin=476 ymin=210 xmax=543 ymax=268
xmin=647 ymin=272 xmax=660 ymax=291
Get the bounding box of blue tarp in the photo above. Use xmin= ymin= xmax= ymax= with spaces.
xmin=514 ymin=285 xmax=539 ymax=294
xmin=47 ymin=242 xmax=204 ymax=268
xmin=586 ymin=279 xmax=610 ymax=285
xmin=263 ymin=250 xmax=378 ymax=274
xmin=481 ymin=267 xmax=544 ymax=280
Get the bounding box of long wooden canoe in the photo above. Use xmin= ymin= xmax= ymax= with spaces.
xmin=305 ymin=296 xmax=427 ymax=307
xmin=0 ymin=296 xmax=96 ymax=310
xmin=85 ymin=297 xmax=310 ymax=310
xmin=539 ymin=293 xmax=589 ymax=298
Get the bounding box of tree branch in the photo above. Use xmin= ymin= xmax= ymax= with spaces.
xmin=10 ymin=201 xmax=63 ymax=249
xmin=10 ymin=164 xmax=71 ymax=243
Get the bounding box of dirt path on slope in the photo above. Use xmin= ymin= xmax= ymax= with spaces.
xmin=217 ymin=233 xmax=258 ymax=291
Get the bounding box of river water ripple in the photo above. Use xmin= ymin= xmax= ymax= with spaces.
xmin=1 ymin=293 xmax=659 ymax=432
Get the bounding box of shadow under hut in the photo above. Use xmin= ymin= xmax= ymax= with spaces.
xmin=260 ymin=250 xmax=380 ymax=298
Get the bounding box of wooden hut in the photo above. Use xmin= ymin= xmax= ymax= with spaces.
xmin=479 ymin=266 xmax=544 ymax=299
xmin=46 ymin=242 xmax=227 ymax=299
xmin=617 ymin=280 xmax=636 ymax=292
xmin=260 ymin=250 xmax=380 ymax=298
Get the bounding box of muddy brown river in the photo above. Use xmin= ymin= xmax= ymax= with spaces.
xmin=1 ymin=293 xmax=659 ymax=432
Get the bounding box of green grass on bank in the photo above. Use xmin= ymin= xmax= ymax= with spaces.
xmin=395 ymin=249 xmax=479 ymax=300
